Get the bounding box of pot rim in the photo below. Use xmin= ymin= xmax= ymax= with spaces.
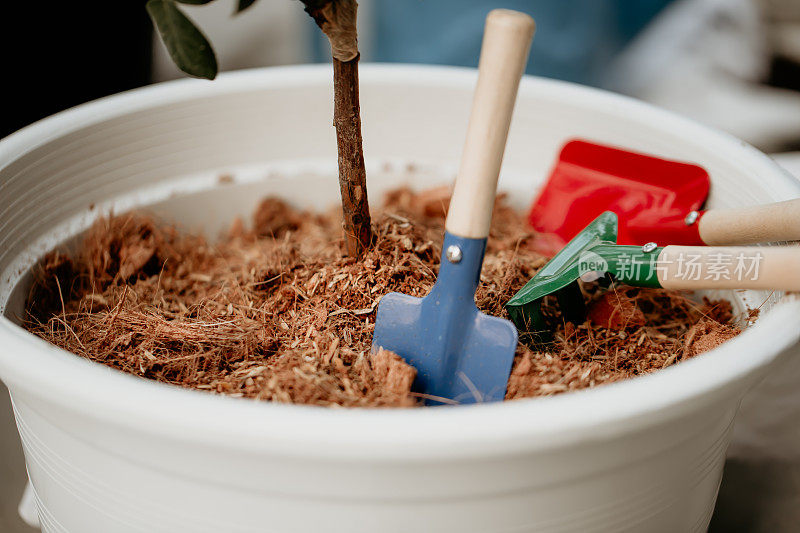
xmin=1 ymin=64 xmax=799 ymax=460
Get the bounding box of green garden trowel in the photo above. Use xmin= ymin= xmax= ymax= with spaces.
xmin=506 ymin=211 xmax=800 ymax=343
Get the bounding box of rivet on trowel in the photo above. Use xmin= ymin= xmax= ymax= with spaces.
xmin=446 ymin=245 xmax=463 ymax=263
xmin=642 ymin=242 xmax=658 ymax=253
xmin=684 ymin=210 xmax=699 ymax=226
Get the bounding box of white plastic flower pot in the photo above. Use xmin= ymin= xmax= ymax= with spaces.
xmin=1 ymin=65 xmax=799 ymax=533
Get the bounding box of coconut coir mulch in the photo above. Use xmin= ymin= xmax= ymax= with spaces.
xmin=24 ymin=187 xmax=740 ymax=407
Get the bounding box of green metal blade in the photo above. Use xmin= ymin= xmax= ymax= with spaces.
xmin=507 ymin=211 xmax=619 ymax=308
xmin=505 ymin=211 xmax=664 ymax=338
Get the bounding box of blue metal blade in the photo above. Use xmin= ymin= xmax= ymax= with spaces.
xmin=372 ymin=233 xmax=518 ymax=404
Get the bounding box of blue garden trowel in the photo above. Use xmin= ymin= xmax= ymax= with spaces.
xmin=371 ymin=9 xmax=535 ymax=404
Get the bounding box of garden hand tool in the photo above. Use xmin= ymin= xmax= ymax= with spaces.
xmin=507 ymin=211 xmax=800 ymax=343
xmin=372 ymin=9 xmax=535 ymax=404
xmin=528 ymin=139 xmax=800 ymax=254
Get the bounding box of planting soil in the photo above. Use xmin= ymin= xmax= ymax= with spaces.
xmin=24 ymin=187 xmax=740 ymax=407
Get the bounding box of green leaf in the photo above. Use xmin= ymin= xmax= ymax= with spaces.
xmin=146 ymin=0 xmax=218 ymax=80
xmin=236 ymin=0 xmax=258 ymax=13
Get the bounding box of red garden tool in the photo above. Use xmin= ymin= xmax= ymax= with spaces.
xmin=529 ymin=140 xmax=800 ymax=255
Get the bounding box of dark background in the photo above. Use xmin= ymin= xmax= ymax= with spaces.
xmin=3 ymin=3 xmax=800 ymax=142
xmin=2 ymin=4 xmax=153 ymax=139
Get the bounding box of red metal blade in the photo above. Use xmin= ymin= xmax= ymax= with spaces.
xmin=529 ymin=140 xmax=710 ymax=249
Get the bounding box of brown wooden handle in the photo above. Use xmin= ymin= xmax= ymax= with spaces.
xmin=445 ymin=9 xmax=535 ymax=239
xmin=698 ymin=198 xmax=800 ymax=245
xmin=657 ymin=245 xmax=800 ymax=290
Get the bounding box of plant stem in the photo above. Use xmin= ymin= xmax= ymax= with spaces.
xmin=300 ymin=0 xmax=373 ymax=257
xmin=333 ymin=55 xmax=372 ymax=256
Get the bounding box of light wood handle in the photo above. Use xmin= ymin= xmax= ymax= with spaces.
xmin=657 ymin=245 xmax=800 ymax=290
xmin=445 ymin=9 xmax=535 ymax=239
xmin=698 ymin=198 xmax=800 ymax=245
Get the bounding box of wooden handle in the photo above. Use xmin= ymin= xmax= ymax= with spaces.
xmin=445 ymin=9 xmax=535 ymax=239
xmin=698 ymin=198 xmax=800 ymax=245
xmin=657 ymin=245 xmax=800 ymax=290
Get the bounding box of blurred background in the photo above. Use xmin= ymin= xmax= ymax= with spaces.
xmin=2 ymin=0 xmax=800 ymax=531
xmin=6 ymin=0 xmax=800 ymax=152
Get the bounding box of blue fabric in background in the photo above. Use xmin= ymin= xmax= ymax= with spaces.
xmin=312 ymin=0 xmax=673 ymax=87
